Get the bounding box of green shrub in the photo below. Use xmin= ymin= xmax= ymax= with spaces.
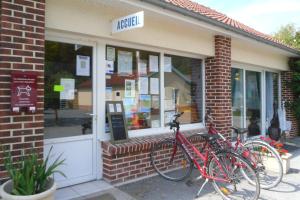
xmin=3 ymin=146 xmax=65 ymax=195
xmin=288 ymin=58 xmax=300 ymax=135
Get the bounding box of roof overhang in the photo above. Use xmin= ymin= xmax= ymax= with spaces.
xmin=141 ymin=0 xmax=300 ymax=56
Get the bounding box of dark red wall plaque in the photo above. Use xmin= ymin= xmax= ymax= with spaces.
xmin=11 ymin=71 xmax=37 ymax=112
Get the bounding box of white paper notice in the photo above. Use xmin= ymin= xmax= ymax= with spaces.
xmin=116 ymin=103 xmax=122 ymax=112
xmin=138 ymin=60 xmax=147 ymax=76
xmin=76 ymin=55 xmax=90 ymax=76
xmin=106 ymin=60 xmax=114 ymax=74
xmin=106 ymin=87 xmax=112 ymax=100
xmin=139 ymin=77 xmax=148 ymax=94
xmin=109 ymin=104 xmax=115 ymax=113
xmin=106 ymin=46 xmax=115 ymax=61
xmin=60 ymin=78 xmax=75 ymax=100
xmin=150 ymin=78 xmax=159 ymax=94
xmin=164 ymin=56 xmax=172 ymax=72
xmin=149 ymin=55 xmax=158 ymax=72
xmin=151 ymin=120 xmax=160 ymax=128
xmin=118 ymin=51 xmax=133 ymax=75
xmin=125 ymin=79 xmax=135 ymax=97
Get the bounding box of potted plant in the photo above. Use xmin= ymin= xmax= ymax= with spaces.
xmin=0 ymin=147 xmax=65 ymax=200
xmin=260 ymin=136 xmax=292 ymax=174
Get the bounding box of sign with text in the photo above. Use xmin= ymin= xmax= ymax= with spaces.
xmin=106 ymin=101 xmax=128 ymax=143
xmin=11 ymin=71 xmax=37 ymax=112
xmin=112 ymin=11 xmax=144 ymax=33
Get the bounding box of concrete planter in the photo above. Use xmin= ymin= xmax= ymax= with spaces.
xmin=261 ymin=152 xmax=292 ymax=174
xmin=0 ymin=178 xmax=56 ymax=200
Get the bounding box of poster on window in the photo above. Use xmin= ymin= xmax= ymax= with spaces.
xmin=123 ymin=98 xmax=136 ymax=116
xmin=151 ymin=95 xmax=159 ymax=110
xmin=150 ymin=78 xmax=159 ymax=94
xmin=164 ymin=56 xmax=172 ymax=72
xmin=125 ymin=79 xmax=135 ymax=97
xmin=60 ymin=78 xmax=75 ymax=100
xmin=106 ymin=87 xmax=113 ymax=100
xmin=139 ymin=77 xmax=148 ymax=94
xmin=151 ymin=120 xmax=160 ymax=128
xmin=139 ymin=95 xmax=151 ymax=113
xmin=76 ymin=55 xmax=90 ymax=76
xmin=106 ymin=60 xmax=114 ymax=74
xmin=106 ymin=46 xmax=115 ymax=61
xmin=149 ymin=55 xmax=158 ymax=72
xmin=118 ymin=51 xmax=133 ymax=75
xmin=138 ymin=60 xmax=147 ymax=76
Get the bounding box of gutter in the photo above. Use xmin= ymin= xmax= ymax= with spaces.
xmin=141 ymin=0 xmax=300 ymax=56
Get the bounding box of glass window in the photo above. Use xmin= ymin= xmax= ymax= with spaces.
xmin=164 ymin=55 xmax=203 ymax=125
xmin=105 ymin=46 xmax=160 ymax=131
xmin=231 ymin=68 xmax=244 ymax=129
xmin=246 ymin=70 xmax=261 ymax=136
xmin=266 ymin=72 xmax=279 ymax=130
xmin=44 ymin=41 xmax=93 ymax=139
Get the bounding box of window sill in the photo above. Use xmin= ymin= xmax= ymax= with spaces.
xmin=128 ymin=123 xmax=205 ymax=138
xmin=101 ymin=127 xmax=206 ymax=156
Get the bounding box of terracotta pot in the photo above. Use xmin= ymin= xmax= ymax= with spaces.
xmin=0 ymin=178 xmax=56 ymax=200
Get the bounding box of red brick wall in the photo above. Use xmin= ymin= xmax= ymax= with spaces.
xmin=0 ymin=0 xmax=45 ymax=180
xmin=102 ymin=129 xmax=204 ymax=184
xmin=281 ymin=71 xmax=299 ymax=136
xmin=205 ymin=35 xmax=232 ymax=137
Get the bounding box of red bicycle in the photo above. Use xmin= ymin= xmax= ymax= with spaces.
xmin=204 ymin=109 xmax=283 ymax=189
xmin=150 ymin=112 xmax=260 ymax=200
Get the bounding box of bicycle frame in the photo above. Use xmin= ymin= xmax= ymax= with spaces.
xmin=174 ymin=129 xmax=231 ymax=183
xmin=206 ymin=121 xmax=258 ymax=169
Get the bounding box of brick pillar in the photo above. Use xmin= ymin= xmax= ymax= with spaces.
xmin=281 ymin=71 xmax=299 ymax=136
xmin=0 ymin=0 xmax=45 ymax=180
xmin=205 ymin=35 xmax=232 ymax=137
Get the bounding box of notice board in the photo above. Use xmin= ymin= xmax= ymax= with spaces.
xmin=11 ymin=71 xmax=37 ymax=113
xmin=106 ymin=101 xmax=128 ymax=142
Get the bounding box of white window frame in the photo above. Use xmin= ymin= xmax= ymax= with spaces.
xmin=46 ymin=29 xmax=206 ymax=140
xmin=104 ymin=43 xmax=206 ymax=138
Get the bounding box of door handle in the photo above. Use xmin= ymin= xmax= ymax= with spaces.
xmin=85 ymin=113 xmax=97 ymax=120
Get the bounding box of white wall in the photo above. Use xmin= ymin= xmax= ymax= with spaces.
xmin=46 ymin=0 xmax=214 ymax=56
xmin=232 ymin=38 xmax=290 ymax=71
xmin=46 ymin=0 xmax=291 ymax=71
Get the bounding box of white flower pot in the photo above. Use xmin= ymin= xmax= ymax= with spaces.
xmin=0 ymin=178 xmax=56 ymax=200
xmin=260 ymin=152 xmax=292 ymax=174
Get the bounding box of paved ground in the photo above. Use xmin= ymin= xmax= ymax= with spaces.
xmin=79 ymin=137 xmax=300 ymax=200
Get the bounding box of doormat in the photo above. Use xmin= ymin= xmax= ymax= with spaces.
xmin=83 ymin=193 xmax=116 ymax=200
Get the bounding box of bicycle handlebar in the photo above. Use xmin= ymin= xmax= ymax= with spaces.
xmin=169 ymin=112 xmax=184 ymax=130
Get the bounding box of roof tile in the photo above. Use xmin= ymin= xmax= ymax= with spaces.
xmin=164 ymin=0 xmax=295 ymax=51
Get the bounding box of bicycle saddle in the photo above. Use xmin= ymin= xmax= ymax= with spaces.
xmin=231 ymin=126 xmax=248 ymax=135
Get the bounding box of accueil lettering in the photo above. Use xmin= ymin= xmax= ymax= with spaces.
xmin=117 ymin=15 xmax=140 ymax=31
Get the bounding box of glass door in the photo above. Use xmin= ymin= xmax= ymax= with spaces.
xmin=245 ymin=70 xmax=262 ymax=136
xmin=44 ymin=40 xmax=96 ymax=188
xmin=231 ymin=68 xmax=263 ymax=138
xmin=232 ymin=68 xmax=244 ymax=129
xmin=265 ymin=72 xmax=279 ymax=132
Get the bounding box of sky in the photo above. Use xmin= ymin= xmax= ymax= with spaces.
xmin=192 ymin=0 xmax=300 ymax=35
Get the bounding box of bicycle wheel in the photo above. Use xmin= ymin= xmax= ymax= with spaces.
xmin=243 ymin=140 xmax=283 ymax=189
xmin=208 ymin=151 xmax=260 ymax=200
xmin=150 ymin=139 xmax=193 ymax=181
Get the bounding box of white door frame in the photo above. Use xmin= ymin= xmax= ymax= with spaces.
xmin=232 ymin=62 xmax=281 ymax=137
xmin=44 ymin=33 xmax=100 ymax=185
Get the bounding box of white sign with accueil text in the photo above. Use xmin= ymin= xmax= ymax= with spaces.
xmin=112 ymin=11 xmax=144 ymax=33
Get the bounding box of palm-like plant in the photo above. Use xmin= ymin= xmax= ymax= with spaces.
xmin=3 ymin=146 xmax=65 ymax=195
